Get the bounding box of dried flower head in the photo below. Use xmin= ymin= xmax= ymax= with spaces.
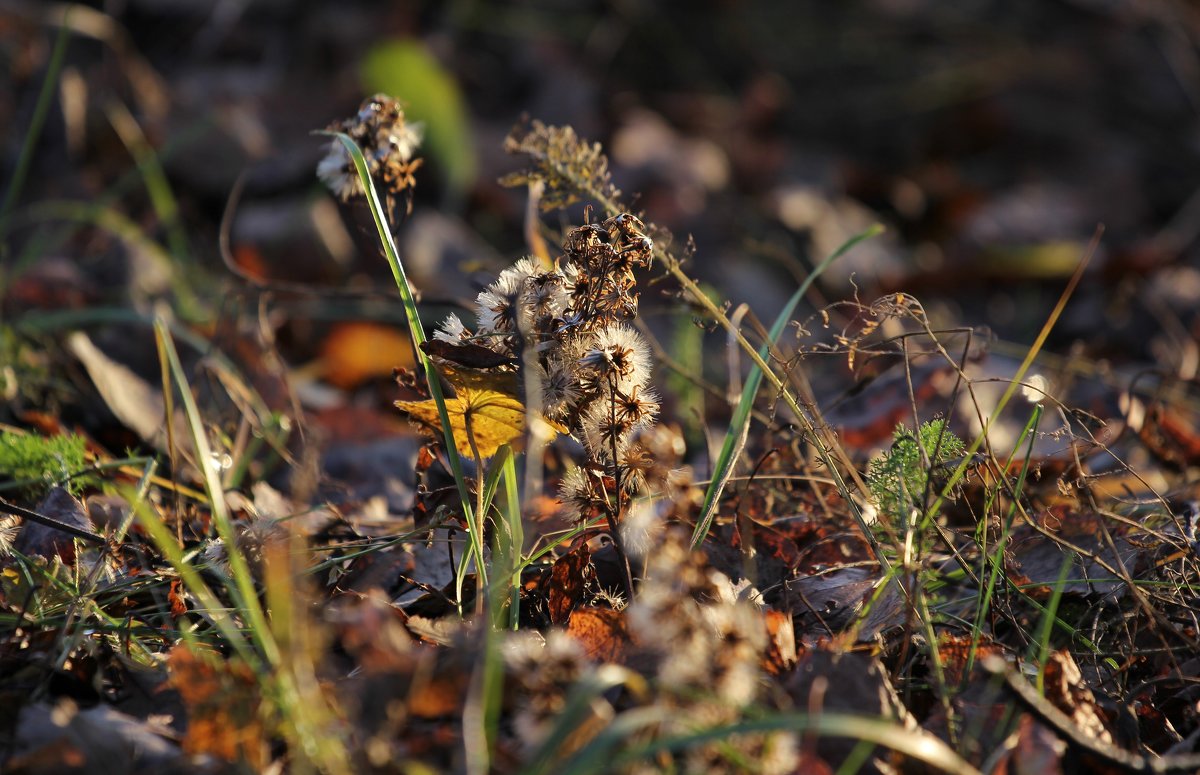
xmin=433 ymin=313 xmax=469 ymax=344
xmin=504 ymin=630 xmax=593 ymax=753
xmin=318 ymin=94 xmax=424 ymax=215
xmin=577 ymin=324 xmax=651 ymax=394
xmin=427 ymin=213 xmax=661 ymax=537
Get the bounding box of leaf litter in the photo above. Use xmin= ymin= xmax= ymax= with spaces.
xmin=3 ymin=21 xmax=1200 ymax=773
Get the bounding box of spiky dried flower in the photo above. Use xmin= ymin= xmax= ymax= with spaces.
xmin=428 ymin=212 xmax=661 ymax=557
xmin=500 ymin=120 xmax=620 ymax=212
xmin=577 ymin=324 xmax=651 ymax=394
xmin=558 ymin=466 xmax=598 ymax=516
xmin=318 ymin=94 xmax=423 ymax=215
xmin=537 ymin=358 xmax=579 ymax=420
xmin=433 ymin=313 xmax=469 ymax=344
xmin=504 ymin=630 xmax=593 ymax=753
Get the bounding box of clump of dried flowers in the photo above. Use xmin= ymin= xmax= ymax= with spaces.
xmin=438 ymin=214 xmax=658 ymax=494
xmin=432 ymin=212 xmax=662 ymax=594
xmin=317 ymin=93 xmax=423 ymax=216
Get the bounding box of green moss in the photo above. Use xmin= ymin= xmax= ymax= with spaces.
xmin=0 ymin=430 xmax=94 ymax=497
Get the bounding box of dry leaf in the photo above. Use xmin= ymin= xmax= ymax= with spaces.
xmin=396 ymin=384 xmax=525 ymax=459
xmin=14 ymin=487 xmax=96 ymax=563
xmin=565 ymin=607 xmax=631 ymax=664
xmin=168 ymin=645 xmax=265 ymax=767
xmin=320 ymin=321 xmax=415 ymax=388
xmin=546 ymin=543 xmax=592 ymax=625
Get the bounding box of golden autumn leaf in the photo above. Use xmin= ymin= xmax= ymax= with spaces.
xmin=396 ymin=384 xmax=525 ymax=459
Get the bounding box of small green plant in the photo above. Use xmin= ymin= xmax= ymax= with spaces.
xmin=867 ymin=419 xmax=965 ymax=524
xmin=0 ymin=430 xmax=95 ymax=497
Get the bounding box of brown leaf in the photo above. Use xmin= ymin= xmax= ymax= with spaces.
xmin=14 ymin=487 xmax=96 ymax=563
xmin=422 ymin=339 xmax=517 ymax=370
xmin=763 ymin=608 xmax=797 ymax=675
xmin=546 ymin=543 xmax=592 ymax=625
xmin=66 ymin=332 xmax=188 ymax=456
xmin=167 ymin=645 xmax=265 ymax=767
xmin=1043 ymin=649 xmax=1113 ymax=745
xmin=566 ymin=607 xmax=631 ymax=664
xmin=936 ymin=632 xmax=1002 ymax=686
xmin=1006 ymin=715 xmax=1066 ymax=775
xmin=168 ymin=578 xmax=187 ymax=618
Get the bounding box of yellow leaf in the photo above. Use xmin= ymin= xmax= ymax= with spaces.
xmin=396 ymin=385 xmax=525 ymax=459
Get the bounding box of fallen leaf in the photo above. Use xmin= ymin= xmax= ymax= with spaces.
xmin=320 ymin=321 xmax=415 ymax=389
xmin=546 ymin=543 xmax=592 ymax=625
xmin=167 ymin=578 xmax=187 ymax=618
xmin=14 ymin=487 xmax=96 ymax=563
xmin=566 ymin=607 xmax=631 ymax=664
xmin=422 ymin=339 xmax=517 ymax=370
xmin=1006 ymin=714 xmax=1066 ymax=775
xmin=396 ymin=384 xmax=525 ymax=459
xmin=167 ymin=645 xmax=265 ymax=767
xmin=1042 ymin=649 xmax=1113 ymax=745
xmin=66 ymin=332 xmax=188 ymax=456
xmin=8 ymin=700 xmax=181 ymax=772
xmin=763 ymin=608 xmax=797 ymax=675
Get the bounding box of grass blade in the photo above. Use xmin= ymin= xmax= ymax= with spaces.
xmin=321 ymin=130 xmax=485 ymax=597
xmin=692 ymin=224 xmax=883 ymax=547
xmin=0 ymin=10 xmax=71 ymax=246
xmin=153 ymin=318 xmax=278 ymax=668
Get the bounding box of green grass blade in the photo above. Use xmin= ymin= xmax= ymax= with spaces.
xmin=105 ymin=101 xmax=190 ymax=263
xmin=153 ymin=318 xmax=278 ymax=668
xmin=500 ymin=449 xmax=522 ymax=629
xmin=321 ymin=130 xmax=483 ymax=587
xmin=129 ymin=495 xmax=259 ymax=668
xmin=1032 ymin=550 xmax=1075 ymax=693
xmin=965 ymin=403 xmax=1042 ymax=679
xmin=692 ymin=224 xmax=883 ymax=548
xmin=0 ymin=11 xmax=71 ymax=247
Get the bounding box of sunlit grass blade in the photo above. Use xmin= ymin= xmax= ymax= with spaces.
xmin=926 ymin=228 xmax=1101 ymax=520
xmin=106 ymin=100 xmax=189 ymax=263
xmin=153 ymin=318 xmax=278 ymax=668
xmin=692 ymin=224 xmax=883 ymax=548
xmin=322 ymin=130 xmax=485 ymax=599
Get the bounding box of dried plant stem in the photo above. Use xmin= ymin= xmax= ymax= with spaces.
xmin=605 ymin=377 xmax=636 ymax=601
xmin=465 ymin=415 xmax=488 ymax=618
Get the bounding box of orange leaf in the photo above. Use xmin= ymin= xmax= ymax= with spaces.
xmin=320 ymin=321 xmax=415 ymax=389
xmin=566 ymin=607 xmax=631 ymax=664
xmin=168 ymin=645 xmax=265 ymax=767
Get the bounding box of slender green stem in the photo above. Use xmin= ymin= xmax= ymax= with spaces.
xmin=0 ymin=11 xmax=72 ymax=249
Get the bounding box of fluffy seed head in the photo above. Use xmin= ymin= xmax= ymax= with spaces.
xmin=577 ymin=324 xmax=651 ymax=393
xmin=433 ymin=313 xmax=469 ymax=344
